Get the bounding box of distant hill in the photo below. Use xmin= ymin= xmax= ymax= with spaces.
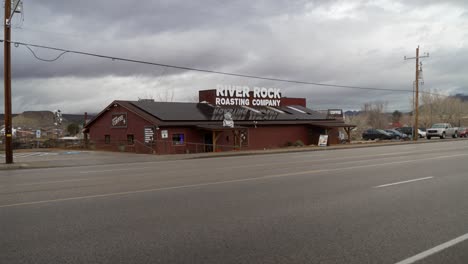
xmin=453 ymin=94 xmax=468 ymax=102
xmin=62 ymin=114 xmax=89 ymax=124
xmin=12 ymin=111 xmax=56 ymax=129
xmin=344 ymin=110 xmax=362 ymax=116
xmin=0 ymin=111 xmax=93 ymax=129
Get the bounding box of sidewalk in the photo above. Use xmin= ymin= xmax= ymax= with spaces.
xmin=0 ymin=138 xmax=465 ymax=170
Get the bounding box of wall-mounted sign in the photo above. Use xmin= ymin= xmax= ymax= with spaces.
xmin=144 ymin=127 xmax=155 ymax=143
xmin=318 ymin=135 xmax=328 ymax=147
xmin=327 ymin=109 xmax=343 ymax=119
xmin=223 ymin=112 xmax=234 ymax=128
xmin=111 ymin=113 xmax=127 ymax=128
xmin=161 ymin=130 xmax=168 ymax=139
xmin=215 ymin=85 xmax=281 ymax=107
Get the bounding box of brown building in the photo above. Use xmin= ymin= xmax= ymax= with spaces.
xmin=83 ymin=89 xmax=355 ymax=154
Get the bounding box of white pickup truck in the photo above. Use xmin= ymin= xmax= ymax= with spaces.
xmin=426 ymin=123 xmax=458 ymax=139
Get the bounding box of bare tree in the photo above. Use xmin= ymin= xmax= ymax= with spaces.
xmin=361 ymin=101 xmax=388 ymax=128
xmin=419 ymin=89 xmax=468 ymax=127
xmin=155 ymin=88 xmax=175 ymax=102
xmin=419 ymin=90 xmax=442 ymax=128
xmin=346 ymin=113 xmax=368 ymax=141
xmin=392 ymin=110 xmax=402 ymax=124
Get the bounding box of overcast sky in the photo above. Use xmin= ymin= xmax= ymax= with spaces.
xmin=1 ymin=0 xmax=467 ymax=113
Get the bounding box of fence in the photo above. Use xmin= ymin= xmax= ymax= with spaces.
xmin=0 ymin=137 xmax=85 ymax=150
xmin=88 ymin=138 xmax=240 ymax=154
xmin=0 ymin=137 xmax=242 ymax=154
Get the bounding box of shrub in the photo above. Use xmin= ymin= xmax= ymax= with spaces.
xmin=294 ymin=140 xmax=304 ymax=147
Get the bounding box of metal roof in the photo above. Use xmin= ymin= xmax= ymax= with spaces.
xmin=85 ymin=100 xmax=353 ymax=129
xmin=131 ymin=101 xmax=328 ymax=122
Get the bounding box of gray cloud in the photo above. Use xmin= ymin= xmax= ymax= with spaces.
xmin=0 ymin=0 xmax=467 ymax=113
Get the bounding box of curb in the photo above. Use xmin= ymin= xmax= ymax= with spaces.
xmin=186 ymin=137 xmax=467 ymax=160
xmin=1 ymin=138 xmax=466 ymax=170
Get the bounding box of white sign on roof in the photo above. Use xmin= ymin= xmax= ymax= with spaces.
xmin=215 ymin=85 xmax=281 ymax=107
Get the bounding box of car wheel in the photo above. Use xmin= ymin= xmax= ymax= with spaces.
xmin=440 ymin=132 xmax=446 ymax=139
xmin=427 ymin=136 xmax=431 ymax=140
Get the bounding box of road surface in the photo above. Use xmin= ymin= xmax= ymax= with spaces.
xmin=1 ymin=140 xmax=468 ymax=263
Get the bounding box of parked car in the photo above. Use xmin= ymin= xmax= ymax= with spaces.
xmin=418 ymin=128 xmax=426 ymax=138
xmin=396 ymin=127 xmax=413 ymax=136
xmin=459 ymin=127 xmax=468 ymax=138
xmin=426 ymin=123 xmax=458 ymax=139
xmin=384 ymin=129 xmax=409 ymax=140
xmin=396 ymin=127 xmax=426 ymax=138
xmin=362 ymin=129 xmax=393 ymax=140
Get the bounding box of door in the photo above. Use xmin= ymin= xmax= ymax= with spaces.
xmin=204 ymin=133 xmax=213 ymax=152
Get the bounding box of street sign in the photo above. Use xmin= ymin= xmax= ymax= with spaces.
xmin=36 ymin=130 xmax=41 ymax=139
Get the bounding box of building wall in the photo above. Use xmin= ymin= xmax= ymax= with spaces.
xmin=88 ymin=105 xmax=156 ymax=153
xmin=88 ymin=104 xmax=342 ymax=154
xmin=213 ymin=125 xmax=310 ymax=150
xmin=153 ymin=126 xmax=206 ymax=154
xmin=328 ymin=128 xmax=340 ymax=145
xmin=249 ymin=125 xmax=310 ymax=148
xmin=307 ymin=126 xmax=341 ymax=145
xmin=280 ymin=98 xmax=306 ymax=107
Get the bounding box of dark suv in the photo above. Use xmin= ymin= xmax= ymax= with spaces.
xmin=362 ymin=129 xmax=393 ymax=140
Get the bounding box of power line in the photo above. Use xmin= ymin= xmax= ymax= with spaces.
xmin=24 ymin=45 xmax=68 ymax=62
xmin=0 ymin=39 xmax=445 ymax=96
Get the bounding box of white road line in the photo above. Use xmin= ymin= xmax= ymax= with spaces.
xmin=374 ymin=177 xmax=434 ymax=188
xmin=394 ymin=233 xmax=468 ymax=264
xmin=1 ymin=153 xmax=468 ymax=208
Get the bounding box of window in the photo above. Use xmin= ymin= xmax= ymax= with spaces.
xmin=172 ymin=133 xmax=185 ymax=145
xmin=127 ymin=134 xmax=134 ymax=145
xmin=105 ymin=135 xmax=110 ymax=144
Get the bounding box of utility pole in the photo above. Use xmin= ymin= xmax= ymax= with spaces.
xmin=404 ymin=46 xmax=429 ymax=141
xmin=3 ymin=0 xmax=22 ymax=164
xmin=4 ymin=0 xmax=13 ymax=163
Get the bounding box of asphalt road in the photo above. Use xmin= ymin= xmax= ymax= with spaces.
xmin=1 ymin=140 xmax=468 ymax=264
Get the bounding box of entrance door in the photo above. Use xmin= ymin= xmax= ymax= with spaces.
xmin=204 ymin=133 xmax=213 ymax=152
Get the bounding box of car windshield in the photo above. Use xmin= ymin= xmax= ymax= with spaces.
xmin=432 ymin=124 xmax=446 ymax=128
